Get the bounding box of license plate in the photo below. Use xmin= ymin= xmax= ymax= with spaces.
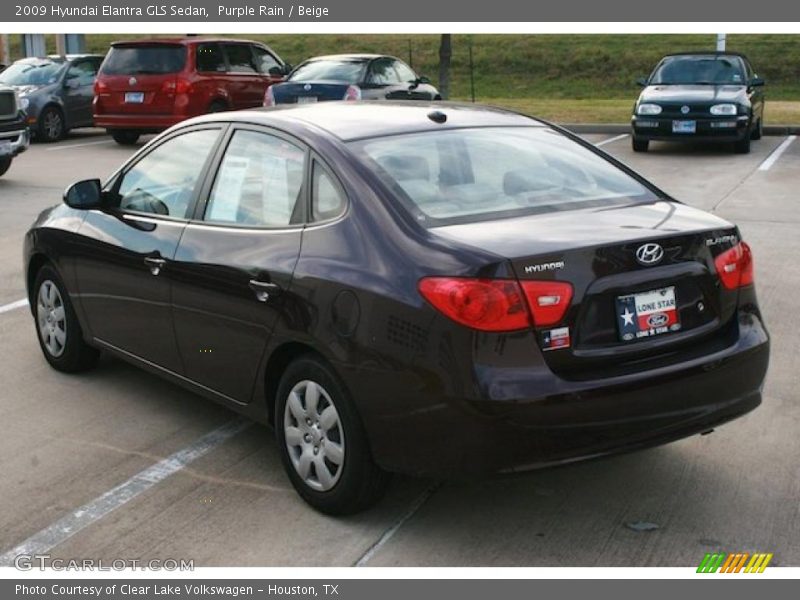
xmin=672 ymin=120 xmax=696 ymax=134
xmin=125 ymin=92 xmax=145 ymax=104
xmin=616 ymin=286 xmax=681 ymax=342
xmin=0 ymin=141 xmax=11 ymax=156
xmin=296 ymin=96 xmax=317 ymax=104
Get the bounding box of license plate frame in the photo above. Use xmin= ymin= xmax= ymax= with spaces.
xmin=672 ymin=120 xmax=696 ymax=134
xmin=616 ymin=285 xmax=681 ymax=342
xmin=296 ymin=96 xmax=318 ymax=104
xmin=124 ymin=92 xmax=145 ymax=104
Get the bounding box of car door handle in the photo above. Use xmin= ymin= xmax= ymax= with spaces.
xmin=248 ymin=280 xmax=281 ymax=302
xmin=144 ymin=257 xmax=166 ymax=276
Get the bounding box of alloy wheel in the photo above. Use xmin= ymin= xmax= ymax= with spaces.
xmin=37 ymin=280 xmax=67 ymax=357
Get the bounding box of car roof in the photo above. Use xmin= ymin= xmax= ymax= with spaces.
xmin=304 ymin=54 xmax=386 ymax=62
xmin=15 ymin=54 xmax=103 ymax=63
xmin=110 ymin=37 xmax=264 ymax=47
xmin=661 ymin=51 xmax=750 ymax=61
xmin=192 ymin=101 xmax=545 ymax=142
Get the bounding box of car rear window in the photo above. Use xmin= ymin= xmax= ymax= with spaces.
xmin=101 ymin=44 xmax=186 ymax=75
xmin=288 ymin=60 xmax=366 ymax=84
xmin=650 ymin=55 xmax=746 ymax=85
xmin=350 ymin=127 xmax=659 ymax=227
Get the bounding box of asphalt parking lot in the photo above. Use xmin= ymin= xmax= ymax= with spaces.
xmin=0 ymin=128 xmax=798 ymax=567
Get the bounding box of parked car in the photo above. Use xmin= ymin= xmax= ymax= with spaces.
xmin=94 ymin=38 xmax=289 ymax=145
xmin=0 ymin=54 xmax=104 ymax=143
xmin=0 ymin=85 xmax=30 ymax=176
xmin=631 ymin=51 xmax=765 ymax=154
xmin=25 ymin=102 xmax=769 ymax=514
xmin=264 ymin=54 xmax=440 ymax=106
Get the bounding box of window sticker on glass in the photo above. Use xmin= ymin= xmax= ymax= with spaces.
xmin=206 ymin=157 xmax=248 ymax=222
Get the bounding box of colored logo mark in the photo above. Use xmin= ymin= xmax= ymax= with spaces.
xmin=697 ymin=552 xmax=773 ymax=573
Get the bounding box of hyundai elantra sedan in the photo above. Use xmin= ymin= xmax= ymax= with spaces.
xmin=24 ymin=102 xmax=769 ymax=514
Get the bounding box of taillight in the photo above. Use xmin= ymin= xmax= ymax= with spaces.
xmin=714 ymin=241 xmax=754 ymax=290
xmin=264 ymin=85 xmax=275 ymax=107
xmin=418 ymin=277 xmax=530 ymax=332
xmin=520 ymin=281 xmax=574 ymax=327
xmin=175 ymin=78 xmax=192 ymax=94
xmin=343 ymin=85 xmax=361 ymax=101
xmin=94 ymin=80 xmax=109 ymax=94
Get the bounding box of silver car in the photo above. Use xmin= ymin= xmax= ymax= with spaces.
xmin=0 ymin=54 xmax=104 ymax=142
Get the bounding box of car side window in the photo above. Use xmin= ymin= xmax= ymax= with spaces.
xmin=224 ymin=44 xmax=258 ymax=74
xmin=311 ymin=161 xmax=346 ymax=222
xmin=204 ymin=130 xmax=306 ymax=227
xmin=252 ymin=46 xmax=281 ymax=75
xmin=196 ymin=43 xmax=226 ymax=72
xmin=66 ymin=60 xmax=97 ymax=86
xmin=393 ymin=61 xmax=417 ymax=83
xmin=112 ymin=129 xmax=220 ymax=218
xmin=368 ymin=58 xmax=401 ymax=85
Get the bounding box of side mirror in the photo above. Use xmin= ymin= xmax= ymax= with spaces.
xmin=636 ymin=77 xmax=648 ymax=87
xmin=750 ymin=76 xmax=765 ymax=87
xmin=268 ymin=66 xmax=283 ymax=77
xmin=417 ymin=76 xmax=431 ymax=85
xmin=282 ymin=63 xmax=293 ymax=76
xmin=64 ymin=179 xmax=103 ymax=210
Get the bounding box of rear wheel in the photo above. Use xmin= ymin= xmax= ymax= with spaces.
xmin=0 ymin=157 xmax=11 ymax=177
xmin=207 ymin=100 xmax=228 ymax=113
xmin=734 ymin=135 xmax=751 ymax=154
xmin=33 ymin=265 xmax=99 ymax=373
xmin=110 ymin=130 xmax=140 ymax=146
xmin=37 ymin=106 xmax=65 ymax=143
xmin=275 ymin=356 xmax=390 ymax=515
xmin=632 ymin=137 xmax=649 ymax=152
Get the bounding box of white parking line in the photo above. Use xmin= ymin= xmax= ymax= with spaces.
xmin=45 ymin=139 xmax=115 ymax=152
xmin=758 ymin=135 xmax=796 ymax=171
xmin=0 ymin=298 xmax=28 ymax=315
xmin=0 ymin=418 xmax=251 ymax=566
xmin=595 ymin=133 xmax=629 ymax=147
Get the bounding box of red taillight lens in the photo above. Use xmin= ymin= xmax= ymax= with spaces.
xmin=520 ymin=281 xmax=574 ymax=327
xmin=264 ymin=85 xmax=275 ymax=107
xmin=94 ymin=80 xmax=109 ymax=94
xmin=175 ymin=78 xmax=192 ymax=94
xmin=418 ymin=277 xmax=530 ymax=332
xmin=343 ymin=85 xmax=361 ymax=101
xmin=714 ymin=241 xmax=754 ymax=290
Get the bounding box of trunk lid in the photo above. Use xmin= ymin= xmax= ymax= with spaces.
xmin=272 ymin=81 xmax=350 ymax=104
xmin=432 ymin=200 xmax=742 ymax=377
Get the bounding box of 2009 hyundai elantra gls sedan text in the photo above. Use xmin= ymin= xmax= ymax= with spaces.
xmin=24 ymin=102 xmax=769 ymax=514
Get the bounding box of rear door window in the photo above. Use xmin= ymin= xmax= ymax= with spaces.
xmin=65 ymin=59 xmax=98 ymax=86
xmin=196 ymin=43 xmax=226 ymax=73
xmin=101 ymin=45 xmax=186 ymax=75
xmin=252 ymin=46 xmax=282 ymax=75
xmin=204 ymin=130 xmax=306 ymax=227
xmin=223 ymin=44 xmax=258 ymax=74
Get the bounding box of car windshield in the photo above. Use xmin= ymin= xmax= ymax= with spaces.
xmin=101 ymin=45 xmax=186 ymax=75
xmin=0 ymin=60 xmax=65 ymax=86
xmin=350 ymin=127 xmax=659 ymax=226
xmin=288 ymin=60 xmax=366 ymax=83
xmin=649 ymin=55 xmax=746 ymax=85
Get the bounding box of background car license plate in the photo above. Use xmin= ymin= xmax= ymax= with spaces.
xmin=616 ymin=286 xmax=681 ymax=342
xmin=125 ymin=92 xmax=145 ymax=104
xmin=297 ymin=96 xmax=318 ymax=104
xmin=672 ymin=120 xmax=696 ymax=134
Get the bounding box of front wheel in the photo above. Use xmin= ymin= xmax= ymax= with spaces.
xmin=750 ymin=118 xmax=763 ymax=140
xmin=110 ymin=130 xmax=140 ymax=146
xmin=0 ymin=156 xmax=11 ymax=177
xmin=33 ymin=265 xmax=99 ymax=373
xmin=37 ymin=106 xmax=65 ymax=143
xmin=275 ymin=356 xmax=390 ymax=515
xmin=734 ymin=135 xmax=751 ymax=154
xmin=632 ymin=137 xmax=649 ymax=152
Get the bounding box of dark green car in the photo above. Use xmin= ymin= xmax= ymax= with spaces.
xmin=631 ymin=52 xmax=765 ymax=154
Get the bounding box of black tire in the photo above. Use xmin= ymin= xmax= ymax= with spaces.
xmin=37 ymin=106 xmax=65 ymax=143
xmin=0 ymin=157 xmax=11 ymax=177
xmin=734 ymin=135 xmax=751 ymax=154
xmin=110 ymin=130 xmax=140 ymax=146
xmin=207 ymin=100 xmax=228 ymax=113
xmin=275 ymin=355 xmax=390 ymax=515
xmin=632 ymin=137 xmax=649 ymax=152
xmin=751 ymin=118 xmax=763 ymax=140
xmin=32 ymin=265 xmax=99 ymax=373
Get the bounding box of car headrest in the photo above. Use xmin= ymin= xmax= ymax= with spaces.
xmin=378 ymin=154 xmax=430 ymax=182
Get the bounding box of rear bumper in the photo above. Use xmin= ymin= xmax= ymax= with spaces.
xmin=93 ymin=113 xmax=187 ymax=132
xmin=631 ymin=114 xmax=751 ymax=142
xmin=358 ymin=310 xmax=769 ymax=478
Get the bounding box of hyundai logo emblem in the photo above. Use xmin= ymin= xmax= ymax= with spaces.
xmin=681 ymin=105 xmax=690 ymax=114
xmin=129 ymin=77 xmax=137 ymax=86
xmin=636 ymin=243 xmax=664 ymax=266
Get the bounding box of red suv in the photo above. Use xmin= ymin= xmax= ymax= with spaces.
xmin=94 ymin=38 xmax=289 ymax=145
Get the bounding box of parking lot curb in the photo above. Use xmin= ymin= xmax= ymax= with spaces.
xmin=562 ymin=123 xmax=800 ymax=135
